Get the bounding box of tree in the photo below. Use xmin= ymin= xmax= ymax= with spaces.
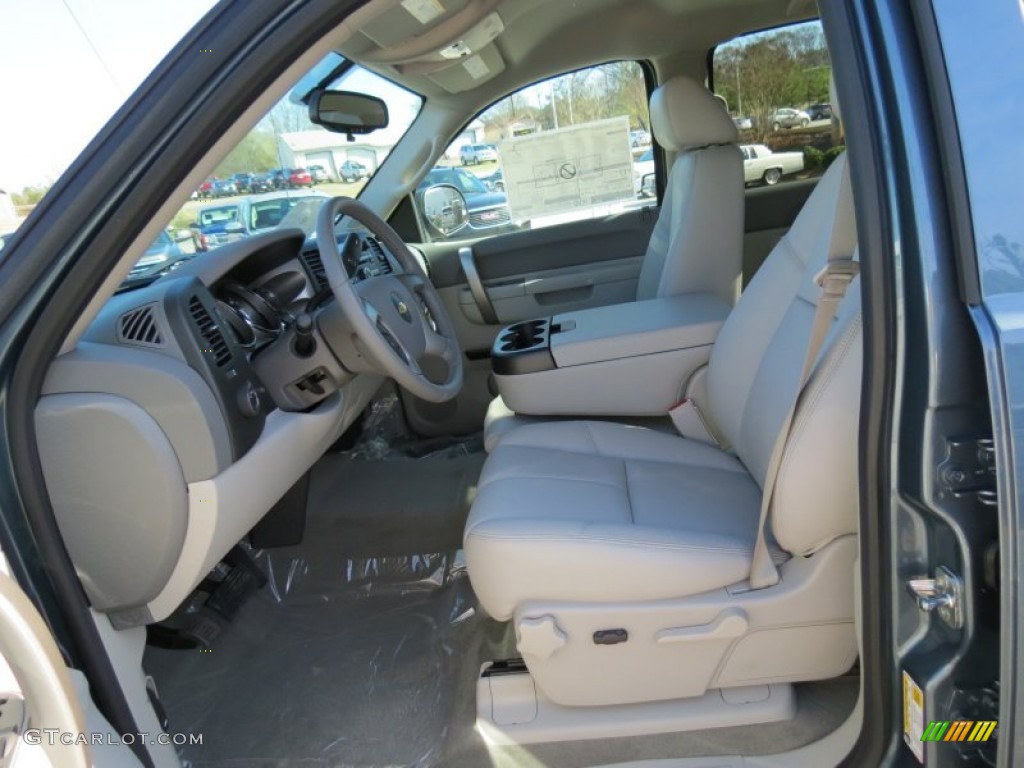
xmin=714 ymin=23 xmax=831 ymax=142
xmin=11 ymin=185 xmax=50 ymax=206
xmin=213 ymin=130 xmax=278 ymax=177
xmin=261 ymin=100 xmax=316 ymax=135
xmin=605 ymin=62 xmax=650 ymax=131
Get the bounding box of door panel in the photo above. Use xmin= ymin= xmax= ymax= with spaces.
xmin=405 ymin=181 xmax=817 ymax=437
xmin=424 ymin=206 xmax=657 ymax=344
xmin=407 ymin=207 xmax=656 ymax=436
xmin=458 ymin=258 xmax=642 ymax=327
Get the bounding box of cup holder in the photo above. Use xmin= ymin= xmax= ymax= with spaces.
xmin=492 ymin=318 xmax=557 ymax=375
xmin=499 ymin=319 xmax=549 ymax=352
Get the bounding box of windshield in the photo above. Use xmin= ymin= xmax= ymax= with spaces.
xmin=145 ymin=230 xmax=175 ymax=252
xmin=119 ymin=56 xmax=421 ymax=290
xmin=199 ymin=206 xmax=240 ymax=227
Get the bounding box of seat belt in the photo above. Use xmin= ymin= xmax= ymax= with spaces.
xmin=749 ymin=161 xmax=858 ymax=589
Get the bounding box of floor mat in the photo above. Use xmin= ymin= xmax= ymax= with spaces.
xmin=304 ymin=450 xmax=484 ymax=558
xmin=145 ymin=554 xmax=510 ymax=767
xmin=145 ymin=423 xmax=494 ymax=767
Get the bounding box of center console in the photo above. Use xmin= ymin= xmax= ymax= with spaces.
xmin=491 ymin=293 xmax=730 ymax=416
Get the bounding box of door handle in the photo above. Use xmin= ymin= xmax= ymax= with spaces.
xmin=459 ymin=246 xmax=499 ymax=325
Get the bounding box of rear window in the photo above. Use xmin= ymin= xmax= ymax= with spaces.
xmin=712 ymin=20 xmax=844 ymax=187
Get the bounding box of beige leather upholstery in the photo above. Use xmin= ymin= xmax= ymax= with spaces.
xmin=638 ymin=77 xmax=742 ymax=304
xmin=484 ymin=77 xmax=743 ymax=451
xmin=707 ymin=156 xmax=859 ymax=556
xmin=467 ymin=421 xmax=786 ymax=620
xmin=465 ymin=155 xmax=860 ymax=706
xmin=648 ymin=77 xmax=738 ymax=152
xmin=483 ymin=395 xmax=676 ymax=453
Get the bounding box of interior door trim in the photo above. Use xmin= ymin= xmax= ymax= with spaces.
xmin=459 ymin=246 xmax=499 ymax=324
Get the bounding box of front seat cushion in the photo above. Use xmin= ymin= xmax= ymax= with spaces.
xmin=464 ymin=420 xmax=780 ymax=621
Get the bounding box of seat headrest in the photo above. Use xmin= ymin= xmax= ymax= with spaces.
xmin=650 ymin=77 xmax=738 ymax=152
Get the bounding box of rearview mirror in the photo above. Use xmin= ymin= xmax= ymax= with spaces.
xmin=420 ymin=184 xmax=468 ymax=238
xmin=308 ymin=90 xmax=389 ymax=135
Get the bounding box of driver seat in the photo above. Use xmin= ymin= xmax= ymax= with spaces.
xmin=464 ymin=153 xmax=860 ymax=708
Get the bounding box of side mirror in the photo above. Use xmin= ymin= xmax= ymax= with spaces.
xmin=224 ymin=222 xmax=244 ymax=234
xmin=640 ymin=172 xmax=656 ymax=198
xmin=308 ymin=89 xmax=389 ymax=135
xmin=420 ymin=184 xmax=469 ymax=238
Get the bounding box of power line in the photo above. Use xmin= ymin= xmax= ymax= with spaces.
xmin=59 ymin=0 xmax=123 ymax=94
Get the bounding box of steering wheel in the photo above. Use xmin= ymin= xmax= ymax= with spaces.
xmin=316 ymin=197 xmax=463 ymax=402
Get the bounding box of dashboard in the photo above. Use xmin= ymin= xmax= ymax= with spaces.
xmin=35 ymin=226 xmax=406 ymax=628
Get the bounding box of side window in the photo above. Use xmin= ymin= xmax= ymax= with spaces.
xmin=712 ymin=20 xmax=844 ymax=187
xmin=416 ymin=61 xmax=655 ymax=243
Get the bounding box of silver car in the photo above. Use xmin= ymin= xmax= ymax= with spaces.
xmin=771 ymin=107 xmax=811 ymax=130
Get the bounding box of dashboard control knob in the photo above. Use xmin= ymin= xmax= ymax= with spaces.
xmin=293 ymin=313 xmax=316 ymax=358
xmin=237 ymin=380 xmax=263 ymax=418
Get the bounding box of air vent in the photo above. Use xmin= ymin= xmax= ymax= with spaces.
xmin=118 ymin=305 xmax=164 ymax=346
xmin=188 ymin=296 xmax=231 ymax=367
xmin=365 ymin=238 xmax=393 ymax=274
xmin=302 ymin=249 xmax=327 ymax=291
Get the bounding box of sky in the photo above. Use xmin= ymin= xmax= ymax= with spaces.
xmin=0 ymin=0 xmax=217 ymax=192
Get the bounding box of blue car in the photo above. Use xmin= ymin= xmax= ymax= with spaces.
xmin=190 ymin=191 xmax=329 ymax=251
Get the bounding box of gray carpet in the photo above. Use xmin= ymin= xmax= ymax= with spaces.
xmin=145 ymin=444 xmax=858 ymax=767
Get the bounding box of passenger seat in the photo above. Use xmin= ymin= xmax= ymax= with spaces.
xmin=464 ymin=147 xmax=859 ymax=708
xmin=483 ymin=76 xmax=744 ymax=451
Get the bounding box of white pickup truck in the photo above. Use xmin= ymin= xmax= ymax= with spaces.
xmin=741 ymin=144 xmax=805 ymax=186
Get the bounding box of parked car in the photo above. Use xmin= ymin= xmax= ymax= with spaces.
xmin=630 ymin=129 xmax=652 ymax=147
xmin=286 ymin=168 xmax=313 ymax=188
xmin=339 ymin=159 xmax=369 ymax=182
xmin=227 ymin=172 xmax=271 ymax=194
xmin=196 ymin=178 xmax=215 ymax=199
xmin=249 ymin=173 xmax=274 ymax=193
xmin=418 ymin=166 xmax=513 ymax=235
xmin=308 ymin=165 xmax=332 ymax=183
xmin=190 ymin=191 xmax=329 ymax=250
xmin=633 ymin=148 xmax=655 ymax=196
xmin=771 ymin=107 xmax=811 ymax=130
xmin=118 ymin=230 xmax=190 ymax=290
xmin=266 ymin=169 xmax=289 ymax=190
xmin=229 ymin=172 xmax=254 ymax=193
xmin=806 ymin=103 xmax=833 ymax=121
xmin=210 ymin=178 xmax=239 ymax=197
xmin=481 ymin=169 xmax=505 ymax=193
xmin=732 ymin=115 xmax=753 ymax=130
xmin=740 ymin=144 xmax=805 ymax=186
xmin=459 ymin=143 xmax=498 ymax=165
